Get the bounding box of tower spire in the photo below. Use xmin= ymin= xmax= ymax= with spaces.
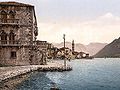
xmin=72 ymin=40 xmax=74 ymax=52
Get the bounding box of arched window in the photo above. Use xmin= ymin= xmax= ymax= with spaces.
xmin=1 ymin=10 xmax=7 ymax=23
xmin=9 ymin=30 xmax=15 ymax=44
xmin=9 ymin=11 xmax=15 ymax=23
xmin=1 ymin=30 xmax=7 ymax=44
xmin=9 ymin=11 xmax=15 ymax=19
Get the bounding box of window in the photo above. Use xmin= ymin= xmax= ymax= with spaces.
xmin=9 ymin=11 xmax=15 ymax=19
xmin=1 ymin=10 xmax=7 ymax=23
xmin=11 ymin=51 xmax=16 ymax=59
xmin=9 ymin=30 xmax=15 ymax=44
xmin=9 ymin=11 xmax=15 ymax=23
xmin=1 ymin=30 xmax=7 ymax=44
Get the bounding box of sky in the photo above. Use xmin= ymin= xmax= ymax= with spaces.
xmin=1 ymin=0 xmax=120 ymax=44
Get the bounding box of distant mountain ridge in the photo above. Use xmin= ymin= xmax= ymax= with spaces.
xmin=53 ymin=42 xmax=107 ymax=56
xmin=95 ymin=37 xmax=120 ymax=58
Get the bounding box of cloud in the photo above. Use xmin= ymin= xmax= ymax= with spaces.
xmin=99 ymin=13 xmax=120 ymax=20
xmin=37 ymin=13 xmax=120 ymax=44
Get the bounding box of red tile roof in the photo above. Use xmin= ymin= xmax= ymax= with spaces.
xmin=0 ymin=1 xmax=33 ymax=7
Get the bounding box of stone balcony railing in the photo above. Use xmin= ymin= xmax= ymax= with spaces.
xmin=0 ymin=40 xmax=30 ymax=46
xmin=0 ymin=19 xmax=19 ymax=25
xmin=0 ymin=40 xmax=19 ymax=46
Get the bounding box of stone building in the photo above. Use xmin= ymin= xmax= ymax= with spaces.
xmin=36 ymin=40 xmax=48 ymax=64
xmin=57 ymin=47 xmax=72 ymax=59
xmin=46 ymin=43 xmax=55 ymax=59
xmin=36 ymin=40 xmax=47 ymax=51
xmin=0 ymin=1 xmax=44 ymax=65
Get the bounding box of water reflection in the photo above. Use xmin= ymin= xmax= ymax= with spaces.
xmin=16 ymin=72 xmax=54 ymax=90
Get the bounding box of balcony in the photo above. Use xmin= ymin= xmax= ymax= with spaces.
xmin=0 ymin=40 xmax=20 ymax=46
xmin=0 ymin=40 xmax=31 ymax=46
xmin=0 ymin=19 xmax=19 ymax=25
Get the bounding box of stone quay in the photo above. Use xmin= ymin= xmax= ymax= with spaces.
xmin=0 ymin=61 xmax=72 ymax=83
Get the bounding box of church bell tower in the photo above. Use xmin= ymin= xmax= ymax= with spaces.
xmin=72 ymin=40 xmax=74 ymax=52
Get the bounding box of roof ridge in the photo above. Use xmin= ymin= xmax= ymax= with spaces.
xmin=0 ymin=1 xmax=33 ymax=7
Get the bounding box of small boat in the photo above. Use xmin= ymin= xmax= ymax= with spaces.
xmin=86 ymin=56 xmax=94 ymax=59
xmin=50 ymin=82 xmax=60 ymax=90
xmin=80 ymin=56 xmax=94 ymax=60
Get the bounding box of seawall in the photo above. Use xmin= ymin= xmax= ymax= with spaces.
xmin=0 ymin=62 xmax=72 ymax=89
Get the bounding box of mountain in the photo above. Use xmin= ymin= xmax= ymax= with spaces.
xmin=86 ymin=43 xmax=107 ymax=56
xmin=95 ymin=37 xmax=120 ymax=58
xmin=75 ymin=43 xmax=87 ymax=52
xmin=53 ymin=42 xmax=107 ymax=56
xmin=53 ymin=42 xmax=87 ymax=52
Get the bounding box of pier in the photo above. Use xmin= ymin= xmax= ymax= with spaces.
xmin=0 ymin=62 xmax=72 ymax=83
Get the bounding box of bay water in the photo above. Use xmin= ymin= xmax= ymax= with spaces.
xmin=16 ymin=58 xmax=120 ymax=90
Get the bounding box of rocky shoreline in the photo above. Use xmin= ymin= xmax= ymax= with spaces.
xmin=0 ymin=72 xmax=32 ymax=90
xmin=0 ymin=62 xmax=72 ymax=90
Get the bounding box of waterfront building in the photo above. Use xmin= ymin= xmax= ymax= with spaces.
xmin=36 ymin=40 xmax=47 ymax=51
xmin=46 ymin=43 xmax=56 ymax=59
xmin=0 ymin=1 xmax=45 ymax=65
xmin=58 ymin=47 xmax=72 ymax=59
xmin=36 ymin=40 xmax=47 ymax=64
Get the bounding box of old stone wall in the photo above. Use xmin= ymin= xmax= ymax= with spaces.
xmin=0 ymin=5 xmax=37 ymax=44
xmin=0 ymin=47 xmax=18 ymax=65
xmin=0 ymin=46 xmax=30 ymax=65
xmin=0 ymin=2 xmax=42 ymax=66
xmin=15 ymin=6 xmax=34 ymax=43
xmin=17 ymin=46 xmax=30 ymax=65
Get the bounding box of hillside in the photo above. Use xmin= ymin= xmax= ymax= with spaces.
xmin=86 ymin=43 xmax=107 ymax=56
xmin=53 ymin=42 xmax=87 ymax=52
xmin=53 ymin=42 xmax=107 ymax=56
xmin=95 ymin=37 xmax=120 ymax=58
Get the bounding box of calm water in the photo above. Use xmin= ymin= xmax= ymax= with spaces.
xmin=16 ymin=58 xmax=120 ymax=90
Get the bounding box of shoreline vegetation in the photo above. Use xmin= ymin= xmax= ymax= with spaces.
xmin=0 ymin=61 xmax=72 ymax=90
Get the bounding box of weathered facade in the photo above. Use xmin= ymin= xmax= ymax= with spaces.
xmin=0 ymin=2 xmax=44 ymax=65
xmin=36 ymin=40 xmax=48 ymax=64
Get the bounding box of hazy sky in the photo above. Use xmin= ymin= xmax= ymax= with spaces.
xmin=1 ymin=0 xmax=120 ymax=44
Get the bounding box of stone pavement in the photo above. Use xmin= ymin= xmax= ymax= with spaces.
xmin=0 ymin=62 xmax=72 ymax=82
